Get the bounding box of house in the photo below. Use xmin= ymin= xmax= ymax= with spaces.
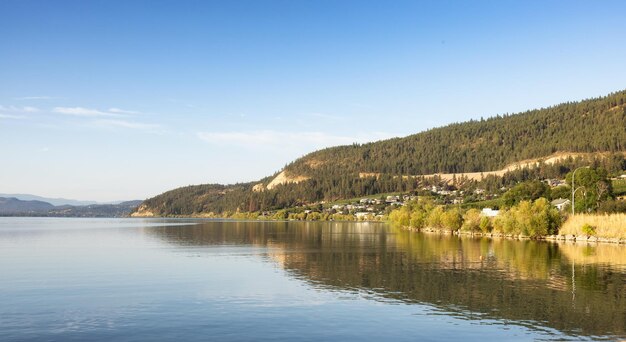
xmin=551 ymin=198 xmax=571 ymax=211
xmin=543 ymin=179 xmax=565 ymax=187
xmin=481 ymin=208 xmax=500 ymax=217
xmin=355 ymin=212 xmax=371 ymax=219
xmin=385 ymin=195 xmax=400 ymax=203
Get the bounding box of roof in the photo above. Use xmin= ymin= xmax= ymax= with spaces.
xmin=551 ymin=198 xmax=570 ymax=205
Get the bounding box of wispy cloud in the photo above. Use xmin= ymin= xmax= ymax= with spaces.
xmin=0 ymin=105 xmax=40 ymax=113
xmin=197 ymin=130 xmax=396 ymax=149
xmin=0 ymin=113 xmax=26 ymax=119
xmin=53 ymin=107 xmax=124 ymax=117
xmin=108 ymin=107 xmax=140 ymax=115
xmin=93 ymin=119 xmax=160 ymax=131
xmin=52 ymin=106 xmax=159 ymax=131
xmin=308 ymin=112 xmax=345 ymax=121
xmin=15 ymin=96 xmax=59 ymax=101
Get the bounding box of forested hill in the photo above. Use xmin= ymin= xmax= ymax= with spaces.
xmin=134 ymin=90 xmax=626 ymax=216
xmin=283 ymin=90 xmax=626 ymax=177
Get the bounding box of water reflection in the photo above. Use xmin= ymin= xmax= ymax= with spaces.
xmin=147 ymin=220 xmax=626 ymax=339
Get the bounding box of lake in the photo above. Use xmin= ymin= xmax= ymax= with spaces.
xmin=1 ymin=218 xmax=625 ymax=341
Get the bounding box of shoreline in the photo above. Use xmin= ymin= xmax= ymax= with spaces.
xmin=2 ymin=215 xmax=624 ymax=246
xmin=130 ymin=214 xmax=626 ymax=246
xmin=400 ymin=226 xmax=626 ymax=245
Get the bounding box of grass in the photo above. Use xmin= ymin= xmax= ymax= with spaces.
xmin=559 ymin=213 xmax=626 ymax=239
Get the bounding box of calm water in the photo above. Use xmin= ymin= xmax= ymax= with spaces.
xmin=1 ymin=218 xmax=625 ymax=341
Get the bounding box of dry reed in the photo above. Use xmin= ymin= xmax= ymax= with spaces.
xmin=559 ymin=213 xmax=626 ymax=239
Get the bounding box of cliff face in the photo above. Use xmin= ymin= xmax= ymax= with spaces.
xmin=253 ymin=171 xmax=310 ymax=192
xmin=130 ymin=205 xmax=155 ymax=217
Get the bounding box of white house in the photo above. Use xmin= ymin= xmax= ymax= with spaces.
xmin=551 ymin=198 xmax=571 ymax=211
xmin=481 ymin=208 xmax=500 ymax=217
xmin=355 ymin=212 xmax=371 ymax=219
xmin=386 ymin=195 xmax=400 ymax=203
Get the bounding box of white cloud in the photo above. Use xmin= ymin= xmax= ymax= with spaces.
xmin=50 ymin=107 xmax=159 ymax=131
xmin=0 ymin=105 xmax=39 ymax=113
xmin=93 ymin=119 xmax=160 ymax=130
xmin=197 ymin=130 xmax=396 ymax=149
xmin=108 ymin=107 xmax=140 ymax=114
xmin=0 ymin=113 xmax=26 ymax=119
xmin=53 ymin=107 xmax=124 ymax=117
xmin=22 ymin=106 xmax=39 ymax=112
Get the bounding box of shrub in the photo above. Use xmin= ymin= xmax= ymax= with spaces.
xmin=479 ymin=216 xmax=492 ymax=233
xmin=426 ymin=206 xmax=445 ymax=228
xmin=389 ymin=207 xmax=410 ymax=226
xmin=581 ymin=223 xmax=596 ymax=236
xmin=462 ymin=209 xmax=482 ymax=232
xmin=492 ymin=198 xmax=562 ymax=237
xmin=442 ymin=208 xmax=463 ymax=231
xmin=493 ymin=209 xmax=516 ymax=235
xmin=410 ymin=210 xmax=427 ymax=228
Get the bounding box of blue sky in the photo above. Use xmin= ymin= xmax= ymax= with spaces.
xmin=1 ymin=0 xmax=626 ymax=201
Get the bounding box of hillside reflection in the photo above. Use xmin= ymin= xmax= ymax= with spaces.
xmin=146 ymin=220 xmax=626 ymax=338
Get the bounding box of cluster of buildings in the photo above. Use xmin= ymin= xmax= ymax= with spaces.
xmin=321 ymin=195 xmax=419 ymax=219
xmin=543 ymin=179 xmax=566 ymax=187
xmin=299 ymin=176 xmax=579 ymax=220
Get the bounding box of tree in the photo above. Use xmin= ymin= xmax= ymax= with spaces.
xmin=426 ymin=206 xmax=445 ymax=228
xmin=442 ymin=208 xmax=463 ymax=231
xmin=550 ymin=185 xmax=571 ymax=200
xmin=502 ymin=180 xmax=551 ymax=207
xmin=492 ymin=198 xmax=561 ymax=237
xmin=461 ymin=209 xmax=482 ymax=232
xmin=566 ymin=167 xmax=613 ymax=212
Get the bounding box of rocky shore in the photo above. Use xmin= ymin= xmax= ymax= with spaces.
xmin=402 ymin=226 xmax=626 ymax=245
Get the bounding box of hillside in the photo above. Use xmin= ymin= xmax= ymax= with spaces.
xmin=0 ymin=197 xmax=142 ymax=217
xmin=134 ymin=90 xmax=626 ymax=216
xmin=0 ymin=194 xmax=98 ymax=206
xmin=0 ymin=197 xmax=55 ymax=215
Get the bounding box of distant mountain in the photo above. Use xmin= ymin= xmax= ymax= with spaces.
xmin=134 ymin=89 xmax=626 ymax=216
xmin=118 ymin=200 xmax=144 ymax=207
xmin=0 ymin=197 xmax=143 ymax=217
xmin=0 ymin=194 xmax=98 ymax=206
xmin=46 ymin=201 xmax=144 ymax=218
xmin=0 ymin=197 xmax=55 ymax=214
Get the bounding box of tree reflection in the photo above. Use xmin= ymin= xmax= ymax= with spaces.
xmin=147 ymin=220 xmax=626 ymax=338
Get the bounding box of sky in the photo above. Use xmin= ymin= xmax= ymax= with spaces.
xmin=1 ymin=0 xmax=626 ymax=202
